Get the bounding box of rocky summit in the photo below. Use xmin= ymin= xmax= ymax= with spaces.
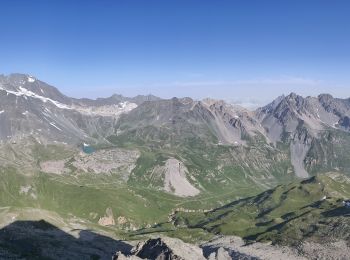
xmin=0 ymin=74 xmax=350 ymax=259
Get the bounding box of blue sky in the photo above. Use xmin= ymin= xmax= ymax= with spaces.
xmin=0 ymin=0 xmax=349 ymax=107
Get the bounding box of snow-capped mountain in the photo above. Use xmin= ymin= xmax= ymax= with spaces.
xmin=0 ymin=74 xmax=141 ymax=144
xmin=1 ymin=73 xmax=350 ymax=181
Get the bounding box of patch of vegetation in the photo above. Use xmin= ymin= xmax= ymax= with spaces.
xmin=170 ymin=173 xmax=350 ymax=245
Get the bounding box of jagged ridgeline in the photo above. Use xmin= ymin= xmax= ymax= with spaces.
xmin=0 ymin=73 xmax=350 ymax=242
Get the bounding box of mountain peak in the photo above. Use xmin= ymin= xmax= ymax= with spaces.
xmin=5 ymin=73 xmax=38 ymax=83
xmin=0 ymin=73 xmax=33 ymax=85
xmin=318 ymin=93 xmax=334 ymax=102
xmin=286 ymin=92 xmax=298 ymax=99
xmin=285 ymin=92 xmax=305 ymax=102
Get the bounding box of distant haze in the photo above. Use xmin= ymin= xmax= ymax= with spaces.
xmin=1 ymin=1 xmax=349 ymax=107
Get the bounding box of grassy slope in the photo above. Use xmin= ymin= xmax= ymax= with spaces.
xmin=109 ymin=128 xmax=296 ymax=198
xmin=2 ymin=125 xmax=350 ymax=244
xmin=170 ymin=173 xmax=350 ymax=245
xmin=0 ymin=168 xmax=175 ymax=226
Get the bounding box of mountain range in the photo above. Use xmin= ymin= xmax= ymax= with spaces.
xmin=0 ymin=73 xmax=350 ymax=259
xmin=1 ymin=74 xmax=350 ymax=187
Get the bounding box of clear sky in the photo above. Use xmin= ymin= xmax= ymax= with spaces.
xmin=1 ymin=0 xmax=349 ymax=107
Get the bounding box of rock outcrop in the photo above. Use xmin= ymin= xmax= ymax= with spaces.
xmin=114 ymin=237 xmax=206 ymax=260
xmin=98 ymin=207 xmax=115 ymax=226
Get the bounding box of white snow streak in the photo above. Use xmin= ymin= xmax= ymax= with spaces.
xmin=0 ymin=85 xmax=71 ymax=109
xmin=0 ymin=86 xmax=137 ymax=116
xmin=49 ymin=122 xmax=62 ymax=131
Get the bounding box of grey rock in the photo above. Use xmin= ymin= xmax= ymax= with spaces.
xmin=118 ymin=237 xmax=206 ymax=260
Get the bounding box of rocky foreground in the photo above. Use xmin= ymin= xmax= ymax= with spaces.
xmin=113 ymin=236 xmax=350 ymax=260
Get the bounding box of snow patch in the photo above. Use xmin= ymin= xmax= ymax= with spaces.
xmin=0 ymin=85 xmax=71 ymax=109
xmin=0 ymin=110 xmax=4 ymax=114
xmin=73 ymin=102 xmax=137 ymax=117
xmin=0 ymin=85 xmax=137 ymax=116
xmin=27 ymin=76 xmax=36 ymax=83
xmin=49 ymin=122 xmax=62 ymax=131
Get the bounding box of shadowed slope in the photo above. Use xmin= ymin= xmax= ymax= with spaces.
xmin=0 ymin=220 xmax=132 ymax=259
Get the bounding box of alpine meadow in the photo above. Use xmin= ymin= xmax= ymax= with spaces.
xmin=1 ymin=1 xmax=350 ymax=259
